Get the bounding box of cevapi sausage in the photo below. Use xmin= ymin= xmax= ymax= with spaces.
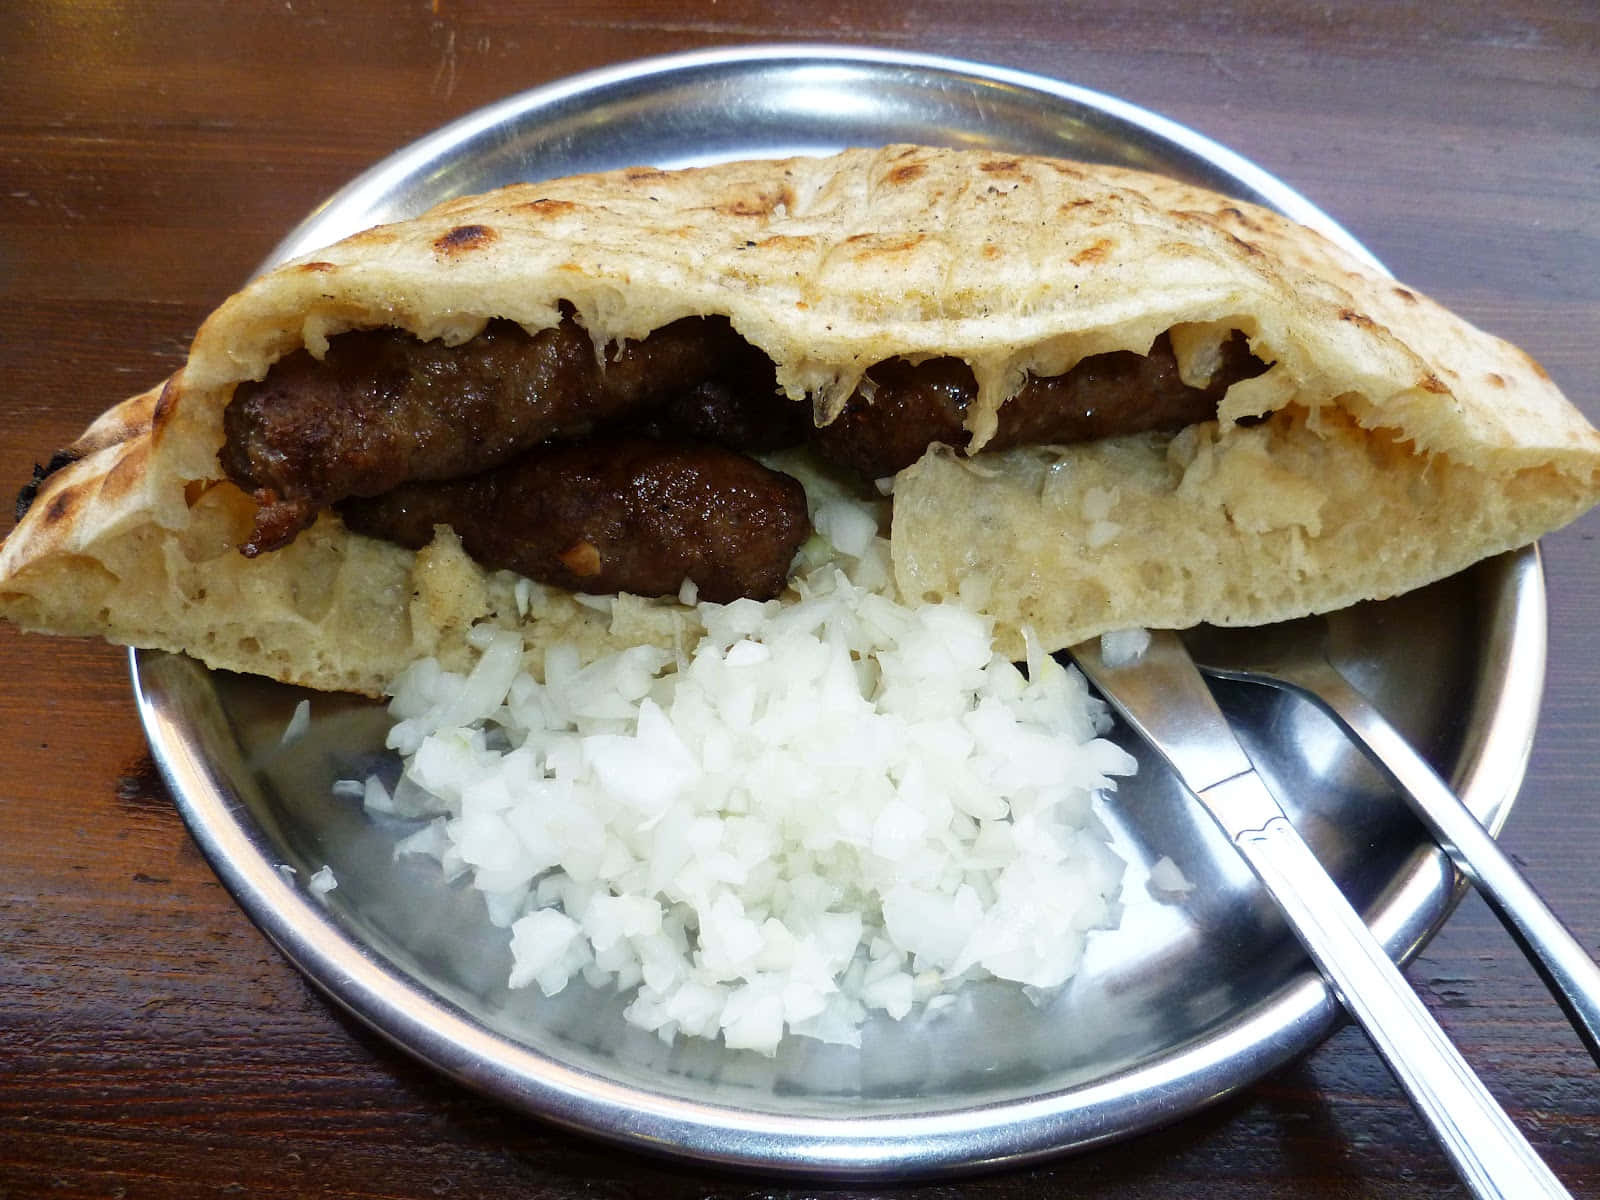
xmin=336 ymin=438 xmax=811 ymax=604
xmin=221 ymin=313 xmax=778 ymax=555
xmin=810 ymin=331 xmax=1267 ymax=479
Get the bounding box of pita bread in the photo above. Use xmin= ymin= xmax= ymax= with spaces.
xmin=3 ymin=145 xmax=1597 ymax=693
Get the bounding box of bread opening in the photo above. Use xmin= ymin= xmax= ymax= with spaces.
xmin=217 ymin=313 xmax=1271 ymax=600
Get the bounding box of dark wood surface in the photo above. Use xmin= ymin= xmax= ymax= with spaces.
xmin=2 ymin=3 xmax=1597 ymax=1196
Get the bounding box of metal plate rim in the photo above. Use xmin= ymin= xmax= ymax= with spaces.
xmin=264 ymin=42 xmax=1386 ymax=274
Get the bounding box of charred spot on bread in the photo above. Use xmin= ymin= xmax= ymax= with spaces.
xmin=433 ymin=224 xmax=497 ymax=256
xmin=516 ymin=198 xmax=579 ymax=218
xmin=15 ymin=448 xmax=83 ymax=524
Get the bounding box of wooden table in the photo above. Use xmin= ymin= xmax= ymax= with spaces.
xmin=2 ymin=3 xmax=1596 ymax=1196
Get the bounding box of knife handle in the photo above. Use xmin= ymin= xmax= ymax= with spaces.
xmin=1212 ymin=773 xmax=1572 ymax=1200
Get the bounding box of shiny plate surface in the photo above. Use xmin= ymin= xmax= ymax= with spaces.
xmin=130 ymin=45 xmax=1547 ymax=1177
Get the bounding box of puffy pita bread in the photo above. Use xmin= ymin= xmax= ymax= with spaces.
xmin=2 ymin=145 xmax=1597 ymax=693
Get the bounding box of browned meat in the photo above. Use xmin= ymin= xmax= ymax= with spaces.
xmin=220 ymin=313 xmax=766 ymax=554
xmin=336 ymin=438 xmax=811 ymax=604
xmin=810 ymin=331 xmax=1268 ymax=478
xmin=808 ymin=358 xmax=971 ymax=480
xmin=629 ymin=372 xmax=812 ymax=453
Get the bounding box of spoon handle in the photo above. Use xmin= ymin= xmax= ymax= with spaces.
xmin=1302 ymin=663 xmax=1600 ymax=1066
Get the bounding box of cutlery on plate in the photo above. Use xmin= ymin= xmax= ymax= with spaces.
xmin=1183 ymin=611 xmax=1600 ymax=1066
xmin=1067 ymin=630 xmax=1571 ymax=1200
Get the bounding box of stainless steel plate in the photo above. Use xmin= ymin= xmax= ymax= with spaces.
xmin=130 ymin=46 xmax=1547 ymax=1177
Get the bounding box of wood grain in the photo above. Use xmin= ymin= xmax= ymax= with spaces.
xmin=2 ymin=3 xmax=1597 ymax=1196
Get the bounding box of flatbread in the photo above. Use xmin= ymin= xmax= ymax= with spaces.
xmin=3 ymin=145 xmax=1597 ymax=692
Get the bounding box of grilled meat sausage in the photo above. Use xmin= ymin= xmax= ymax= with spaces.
xmin=629 ymin=374 xmax=813 ymax=453
xmin=810 ymin=331 xmax=1268 ymax=479
xmin=220 ymin=313 xmax=773 ymax=555
xmin=336 ymin=438 xmax=811 ymax=604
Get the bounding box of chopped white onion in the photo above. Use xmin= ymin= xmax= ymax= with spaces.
xmin=1100 ymin=627 xmax=1152 ymax=667
xmin=308 ymin=864 xmax=338 ymax=901
xmin=350 ymin=481 xmax=1135 ymax=1056
xmin=281 ymin=699 xmax=311 ymax=745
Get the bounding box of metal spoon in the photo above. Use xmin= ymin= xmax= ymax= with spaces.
xmin=1068 ymin=631 xmax=1571 ymax=1200
xmin=1183 ymin=609 xmax=1600 ymax=1067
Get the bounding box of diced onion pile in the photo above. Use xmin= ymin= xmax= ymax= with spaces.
xmin=344 ymin=487 xmax=1137 ymax=1056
